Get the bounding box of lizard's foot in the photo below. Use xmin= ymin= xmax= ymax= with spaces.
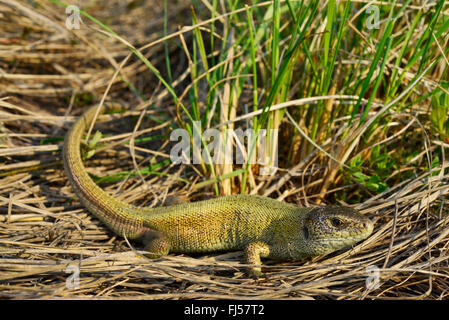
xmin=248 ymin=268 xmax=264 ymax=279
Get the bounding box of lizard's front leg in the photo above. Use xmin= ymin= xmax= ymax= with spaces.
xmin=244 ymin=241 xmax=270 ymax=278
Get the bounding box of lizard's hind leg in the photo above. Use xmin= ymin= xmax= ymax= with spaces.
xmin=142 ymin=230 xmax=171 ymax=258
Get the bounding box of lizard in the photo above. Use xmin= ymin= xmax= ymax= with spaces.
xmin=62 ymin=104 xmax=374 ymax=277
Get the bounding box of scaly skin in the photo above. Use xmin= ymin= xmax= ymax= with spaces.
xmin=63 ymin=105 xmax=374 ymax=276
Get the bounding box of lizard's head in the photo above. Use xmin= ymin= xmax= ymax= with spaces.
xmin=301 ymin=206 xmax=373 ymax=256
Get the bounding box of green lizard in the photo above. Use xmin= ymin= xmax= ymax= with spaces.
xmin=63 ymin=105 xmax=374 ymax=277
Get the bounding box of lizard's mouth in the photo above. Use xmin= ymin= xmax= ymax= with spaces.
xmin=318 ymin=235 xmax=369 ymax=245
xmin=307 ymin=223 xmax=374 ymax=254
xmin=313 ymin=229 xmax=373 ymax=250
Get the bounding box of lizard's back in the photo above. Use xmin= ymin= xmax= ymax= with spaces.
xmin=137 ymin=194 xmax=306 ymax=253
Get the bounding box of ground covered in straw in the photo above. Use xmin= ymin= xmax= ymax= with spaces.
xmin=1 ymin=1 xmax=449 ymax=299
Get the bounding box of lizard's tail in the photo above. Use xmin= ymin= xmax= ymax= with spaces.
xmin=63 ymin=104 xmax=150 ymax=239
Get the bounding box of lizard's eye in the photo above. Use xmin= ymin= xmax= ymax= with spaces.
xmin=330 ymin=218 xmax=343 ymax=228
